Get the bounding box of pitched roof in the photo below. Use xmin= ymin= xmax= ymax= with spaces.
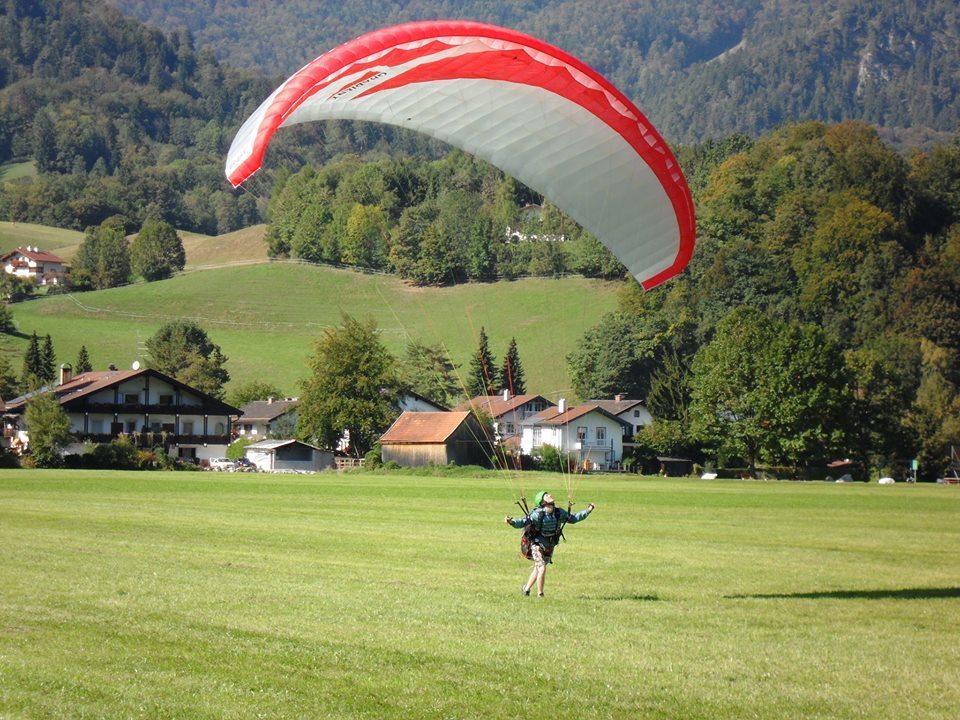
xmin=380 ymin=411 xmax=477 ymax=444
xmin=246 ymin=438 xmax=322 ymax=452
xmin=238 ymin=399 xmax=298 ymax=422
xmin=3 ymin=370 xmax=140 ymax=412
xmin=2 ymin=368 xmax=240 ymax=415
xmin=523 ymin=403 xmax=633 ymax=429
xmin=453 ymin=394 xmax=552 ymax=419
xmin=589 ymin=398 xmax=647 ymax=415
xmin=1 ymin=247 xmax=65 ymax=264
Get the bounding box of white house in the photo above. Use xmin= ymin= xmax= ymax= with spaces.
xmin=1 ymin=246 xmax=67 ymax=285
xmin=455 ymin=390 xmax=553 ymax=445
xmin=590 ymin=395 xmax=653 ymax=438
xmin=398 ymin=391 xmax=447 ymax=413
xmin=1 ymin=364 xmax=240 ymax=462
xmin=520 ymin=400 xmax=633 ymax=471
xmin=235 ymin=398 xmax=298 ymax=438
xmin=245 ymin=439 xmax=333 ymax=472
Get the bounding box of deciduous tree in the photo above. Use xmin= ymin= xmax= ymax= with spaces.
xmin=297 ymin=314 xmax=400 ymax=455
xmin=146 ymin=321 xmax=230 ymax=398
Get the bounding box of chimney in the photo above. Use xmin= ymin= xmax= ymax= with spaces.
xmin=502 ymin=388 xmax=510 ymax=401
xmin=614 ymin=393 xmax=624 ymax=402
xmin=59 ymin=363 xmax=72 ymax=385
xmin=558 ymin=398 xmax=567 ymax=413
xmin=267 ymin=396 xmax=274 ymax=404
xmin=108 ymin=363 xmax=117 ymax=371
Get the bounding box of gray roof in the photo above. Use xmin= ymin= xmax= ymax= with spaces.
xmin=237 ymin=399 xmax=298 ymax=422
xmin=246 ymin=438 xmax=322 ymax=452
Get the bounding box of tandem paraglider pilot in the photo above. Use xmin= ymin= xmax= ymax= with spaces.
xmin=505 ymin=491 xmax=595 ymax=598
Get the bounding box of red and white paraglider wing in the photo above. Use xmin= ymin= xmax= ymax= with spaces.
xmin=226 ymin=21 xmax=695 ymax=289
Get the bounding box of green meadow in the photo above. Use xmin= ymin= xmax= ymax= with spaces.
xmin=0 ymin=470 xmax=958 ymax=719
xmin=7 ymin=264 xmax=622 ymax=396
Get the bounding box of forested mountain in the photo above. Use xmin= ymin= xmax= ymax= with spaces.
xmin=111 ymin=0 xmax=960 ymax=144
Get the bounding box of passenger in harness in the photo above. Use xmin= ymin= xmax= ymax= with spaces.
xmin=505 ymin=490 xmax=595 ymax=597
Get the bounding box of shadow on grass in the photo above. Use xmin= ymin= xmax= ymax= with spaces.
xmin=726 ymin=587 xmax=960 ymax=600
xmin=579 ymin=594 xmax=661 ymax=602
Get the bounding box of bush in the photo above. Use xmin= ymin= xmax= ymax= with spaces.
xmin=226 ymin=437 xmax=252 ymax=461
xmin=538 ymin=444 xmax=576 ymax=473
xmin=382 ymin=460 xmax=401 ymax=470
xmin=364 ymin=444 xmax=383 ymax=469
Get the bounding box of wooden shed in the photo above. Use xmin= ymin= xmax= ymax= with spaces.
xmin=380 ymin=411 xmax=493 ymax=467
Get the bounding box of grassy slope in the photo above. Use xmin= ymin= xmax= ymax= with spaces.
xmin=7 ymin=263 xmax=621 ymax=396
xmin=0 ymin=221 xmax=84 ymax=259
xmin=0 ymin=160 xmax=36 ymax=183
xmin=0 ymin=470 xmax=957 ymax=719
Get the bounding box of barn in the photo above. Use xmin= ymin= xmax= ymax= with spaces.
xmin=379 ymin=411 xmax=493 ymax=468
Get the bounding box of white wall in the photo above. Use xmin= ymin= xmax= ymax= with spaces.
xmin=618 ymin=404 xmax=653 ymax=436
xmin=520 ymin=411 xmax=625 ymax=469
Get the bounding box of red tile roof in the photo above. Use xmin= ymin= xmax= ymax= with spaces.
xmin=524 ymin=403 xmax=633 ymax=428
xmin=1 ymin=247 xmax=65 ymax=264
xmin=453 ymin=394 xmax=552 ymax=418
xmin=3 ymin=370 xmax=140 ymax=411
xmin=380 ymin=411 xmax=476 ymax=444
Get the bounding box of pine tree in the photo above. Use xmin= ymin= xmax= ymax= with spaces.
xmin=500 ymin=337 xmax=526 ymax=395
xmin=41 ymin=334 xmax=55 ymax=384
xmin=21 ymin=332 xmax=43 ymax=390
xmin=0 ymin=353 xmax=19 ymax=400
xmin=467 ymin=327 xmax=498 ymax=397
xmin=75 ymin=345 xmax=92 ymax=374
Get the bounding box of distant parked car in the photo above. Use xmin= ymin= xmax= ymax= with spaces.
xmin=208 ymin=458 xmax=236 ymax=471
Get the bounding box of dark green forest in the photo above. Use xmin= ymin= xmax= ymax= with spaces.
xmin=0 ymin=0 xmax=446 ymax=233
xmin=112 ymin=0 xmax=960 ymax=143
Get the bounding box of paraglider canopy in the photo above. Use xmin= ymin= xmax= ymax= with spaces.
xmin=226 ymin=20 xmax=695 ymax=289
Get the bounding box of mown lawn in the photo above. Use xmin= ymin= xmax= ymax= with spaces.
xmin=7 ymin=264 xmax=621 ymax=395
xmin=0 ymin=469 xmax=958 ymax=719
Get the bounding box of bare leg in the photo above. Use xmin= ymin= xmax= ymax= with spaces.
xmin=524 ymin=565 xmax=538 ymax=593
xmin=536 ymin=565 xmax=546 ymax=596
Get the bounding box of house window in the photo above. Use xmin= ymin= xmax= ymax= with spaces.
xmin=576 ymin=426 xmax=587 ymax=440
xmin=148 ymin=422 xmax=162 ymax=433
xmin=635 ymin=425 xmax=642 ymax=435
xmin=214 ymin=422 xmax=225 ymax=435
xmin=595 ymin=426 xmax=606 ymax=441
xmin=158 ymin=394 xmax=174 ymax=406
xmin=182 ymin=421 xmax=194 ymax=435
xmin=505 ymin=422 xmax=515 ymax=434
xmin=532 ymin=427 xmax=542 ymax=447
xmin=243 ymin=424 xmax=253 ymax=433
xmin=125 ymin=420 xmax=137 ymax=433
xmin=634 ymin=409 xmax=640 ymax=417
xmin=123 ymin=393 xmax=139 ymax=406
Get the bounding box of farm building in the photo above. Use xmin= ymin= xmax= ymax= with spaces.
xmin=244 ymin=439 xmax=333 ymax=472
xmin=379 ymin=411 xmax=493 ymax=467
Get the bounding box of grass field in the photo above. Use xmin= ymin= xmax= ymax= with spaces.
xmin=0 ymin=221 xmax=84 ymax=259
xmin=0 ymin=470 xmax=958 ymax=719
xmin=0 ymin=161 xmax=37 ymax=184
xmin=7 ymin=264 xmax=621 ymax=396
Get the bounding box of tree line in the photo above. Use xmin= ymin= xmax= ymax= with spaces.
xmin=567 ymin=121 xmax=960 ymax=479
xmin=265 ymin=152 xmax=626 ymax=284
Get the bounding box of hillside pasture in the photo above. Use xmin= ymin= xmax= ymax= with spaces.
xmin=6 ymin=263 xmax=622 ymax=395
xmin=0 ymin=221 xmax=84 ymax=259
xmin=0 ymin=470 xmax=957 ymax=719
